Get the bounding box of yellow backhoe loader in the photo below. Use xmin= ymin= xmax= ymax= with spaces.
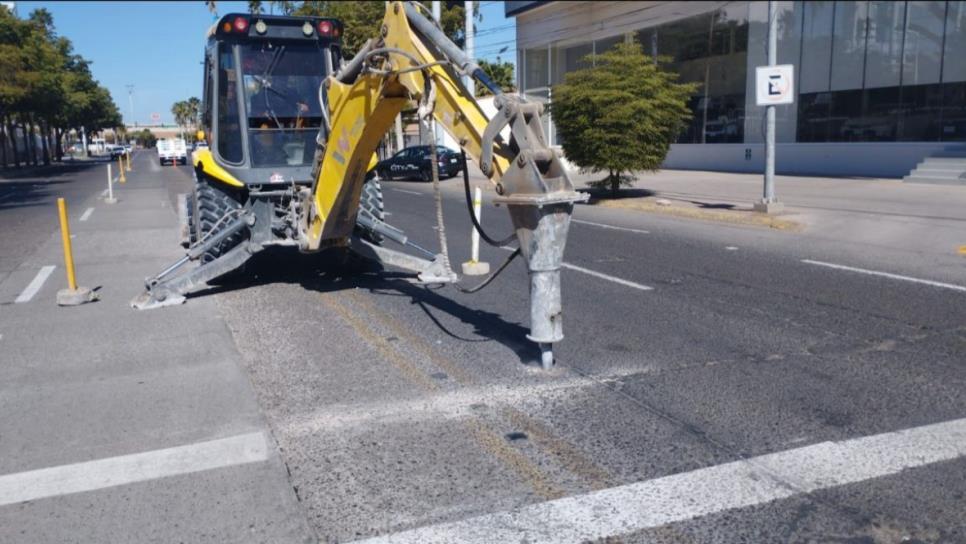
xmin=132 ymin=2 xmax=586 ymax=368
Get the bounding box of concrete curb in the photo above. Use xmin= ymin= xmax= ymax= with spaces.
xmin=584 ymin=197 xmax=804 ymax=231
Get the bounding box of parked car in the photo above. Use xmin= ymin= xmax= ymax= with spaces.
xmin=375 ymin=145 xmax=462 ymax=181
xmin=108 ymin=145 xmax=129 ymax=159
xmin=157 ymin=138 xmax=188 ymax=165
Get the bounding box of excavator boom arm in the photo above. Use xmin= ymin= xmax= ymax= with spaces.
xmin=308 ymin=1 xmax=587 ymax=366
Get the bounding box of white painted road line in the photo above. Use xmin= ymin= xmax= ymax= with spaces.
xmin=802 ymin=259 xmax=966 ymax=293
xmin=354 ymin=417 xmax=966 ymax=544
xmin=14 ymin=265 xmax=56 ymax=303
xmin=79 ymin=207 xmax=94 ymax=222
xmin=573 ymin=218 xmax=649 ymax=235
xmin=0 ymin=432 xmax=268 ymax=507
xmin=561 ymin=262 xmax=653 ymax=291
xmin=392 ymin=188 xmax=422 ymax=196
xmin=499 ymin=247 xmax=653 ymax=291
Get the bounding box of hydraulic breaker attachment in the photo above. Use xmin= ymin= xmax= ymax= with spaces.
xmin=131 ymin=212 xmax=256 ymax=310
xmin=483 ymin=94 xmax=588 ymax=368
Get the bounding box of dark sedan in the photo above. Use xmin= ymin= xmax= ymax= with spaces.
xmin=375 ymin=145 xmax=462 ymax=181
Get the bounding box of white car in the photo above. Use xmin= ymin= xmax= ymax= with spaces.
xmin=158 ymin=138 xmax=188 ymax=165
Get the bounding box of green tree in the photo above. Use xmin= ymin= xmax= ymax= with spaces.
xmin=552 ymin=41 xmax=697 ymax=197
xmin=294 ymin=1 xmax=480 ymax=58
xmin=476 ymin=57 xmax=514 ymax=96
xmin=0 ymin=5 xmax=119 ymax=167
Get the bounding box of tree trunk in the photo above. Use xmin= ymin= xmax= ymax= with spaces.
xmin=40 ymin=120 xmax=51 ymax=166
xmin=54 ymin=127 xmax=63 ymax=161
xmin=23 ymin=122 xmax=35 ymax=166
xmin=609 ymin=169 xmax=619 ymax=198
xmin=25 ymin=118 xmax=38 ymax=166
xmin=6 ymin=117 xmax=20 ymax=168
xmin=0 ymin=115 xmax=7 ymax=169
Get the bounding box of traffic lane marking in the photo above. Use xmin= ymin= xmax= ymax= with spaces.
xmin=802 ymin=259 xmax=966 ymax=293
xmin=0 ymin=432 xmax=268 ymax=507
xmin=352 ymin=417 xmax=966 ymax=544
xmin=14 ymin=265 xmax=56 ymax=303
xmin=79 ymin=207 xmax=94 ymax=222
xmin=391 ymin=188 xmax=423 ymax=196
xmin=499 ymin=247 xmax=653 ymax=292
xmin=572 ymin=218 xmax=649 ymax=235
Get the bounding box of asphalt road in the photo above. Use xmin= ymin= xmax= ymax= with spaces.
xmin=3 ymin=158 xmax=965 ymax=542
xmin=175 ymin=172 xmax=966 ymax=542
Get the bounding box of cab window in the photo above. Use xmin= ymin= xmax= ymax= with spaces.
xmin=216 ymin=42 xmax=243 ymax=163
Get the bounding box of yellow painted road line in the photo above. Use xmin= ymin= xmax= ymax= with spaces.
xmin=344 ymin=290 xmax=475 ymax=385
xmin=321 ymin=293 xmax=439 ymax=392
xmin=502 ymin=407 xmax=615 ymax=492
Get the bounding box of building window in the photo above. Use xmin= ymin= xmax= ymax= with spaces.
xmin=864 ymin=1 xmax=905 ymax=89
xmin=830 ymin=1 xmax=869 ymax=91
xmin=524 ymin=48 xmax=549 ymax=90
xmin=800 ymin=1 xmax=835 ymax=94
xmin=902 ymin=1 xmax=945 ymax=86
xmin=943 ymin=1 xmax=966 ymax=82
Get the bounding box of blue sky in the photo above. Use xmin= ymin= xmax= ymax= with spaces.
xmin=15 ymin=1 xmax=516 ymax=126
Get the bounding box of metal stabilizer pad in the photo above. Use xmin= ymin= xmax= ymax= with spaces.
xmin=417 ymin=255 xmax=458 ymax=284
xmin=130 ymin=292 xmax=186 ymax=310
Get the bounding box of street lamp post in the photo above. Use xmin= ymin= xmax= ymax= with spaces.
xmin=126 ymin=84 xmax=135 ymax=129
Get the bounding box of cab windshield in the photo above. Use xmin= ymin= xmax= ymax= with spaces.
xmin=241 ymin=42 xmax=326 ymax=167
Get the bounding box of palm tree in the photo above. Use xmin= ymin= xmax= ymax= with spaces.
xmin=171 ymin=100 xmax=188 ymax=140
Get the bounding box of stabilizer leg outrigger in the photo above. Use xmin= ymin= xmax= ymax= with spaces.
xmin=131 ymin=212 xmax=258 ymax=310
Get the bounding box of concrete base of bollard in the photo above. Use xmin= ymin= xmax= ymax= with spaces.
xmin=57 ymin=286 xmax=98 ymax=306
xmin=753 ymin=201 xmax=785 ymax=214
xmin=104 ymin=197 xmax=117 ymax=204
xmin=461 ymin=260 xmax=491 ymax=276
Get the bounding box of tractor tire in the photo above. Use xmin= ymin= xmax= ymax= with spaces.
xmin=193 ymin=173 xmax=248 ymax=265
xmin=355 ymin=175 xmax=385 ymax=245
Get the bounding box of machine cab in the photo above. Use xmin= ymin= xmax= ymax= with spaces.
xmin=202 ymin=13 xmax=343 ymax=185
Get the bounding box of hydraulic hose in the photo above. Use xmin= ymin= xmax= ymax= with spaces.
xmin=453 ymin=246 xmax=520 ymax=294
xmin=461 ymin=151 xmax=516 ymax=247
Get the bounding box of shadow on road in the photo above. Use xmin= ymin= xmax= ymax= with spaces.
xmin=186 ymin=246 xmax=536 ymax=363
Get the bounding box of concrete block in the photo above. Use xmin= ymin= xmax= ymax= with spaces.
xmin=461 ymin=261 xmax=491 ymax=276
xmin=57 ymin=286 xmax=98 ymax=306
xmin=753 ymin=201 xmax=785 ymax=214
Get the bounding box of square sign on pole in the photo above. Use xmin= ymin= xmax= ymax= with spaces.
xmin=755 ymin=64 xmax=794 ymax=106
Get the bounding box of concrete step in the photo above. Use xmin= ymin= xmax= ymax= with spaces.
xmin=918 ymin=157 xmax=966 ymax=166
xmin=908 ymin=167 xmax=966 ymax=177
xmin=903 ymin=174 xmax=966 ymax=185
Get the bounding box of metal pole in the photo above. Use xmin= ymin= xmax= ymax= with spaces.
xmin=106 ymin=163 xmax=116 ymax=204
xmin=763 ymin=0 xmax=777 ymax=205
xmin=460 ymin=185 xmax=490 ymax=276
xmin=57 ymin=198 xmax=78 ymax=292
xmin=432 ymin=0 xmax=444 ymax=146
xmin=126 ymin=84 xmax=135 ymax=128
xmin=464 ymin=0 xmax=475 ymax=97
xmin=471 ymin=186 xmax=482 ymax=262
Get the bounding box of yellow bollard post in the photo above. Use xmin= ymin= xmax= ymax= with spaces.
xmin=55 ymin=198 xmax=96 ymax=305
xmin=57 ymin=198 xmax=77 ymax=291
xmin=118 ymin=155 xmax=126 ymax=183
xmin=125 ymin=150 xmax=132 ymax=172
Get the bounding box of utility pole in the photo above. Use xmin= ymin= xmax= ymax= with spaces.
xmin=432 ymin=0 xmax=443 ymax=147
xmin=464 ymin=0 xmax=475 ymax=97
xmin=754 ymin=0 xmax=783 ymax=213
xmin=126 ymin=84 xmax=135 ymax=129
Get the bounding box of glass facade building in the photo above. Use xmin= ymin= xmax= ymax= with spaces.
xmin=513 ymin=1 xmax=966 ymax=149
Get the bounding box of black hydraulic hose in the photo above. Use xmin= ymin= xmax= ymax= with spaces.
xmin=461 ymin=151 xmax=516 ymax=247
xmin=453 ymin=247 xmax=520 ymax=294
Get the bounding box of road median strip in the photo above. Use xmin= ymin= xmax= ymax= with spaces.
xmin=584 ymin=195 xmax=803 ymax=231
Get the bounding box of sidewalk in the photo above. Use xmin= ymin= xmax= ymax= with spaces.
xmin=0 ymin=155 xmax=314 ymax=542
